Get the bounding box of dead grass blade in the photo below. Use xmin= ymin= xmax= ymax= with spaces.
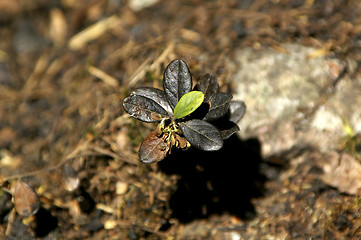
xmin=68 ymin=15 xmax=121 ymax=50
xmin=88 ymin=66 xmax=119 ymax=87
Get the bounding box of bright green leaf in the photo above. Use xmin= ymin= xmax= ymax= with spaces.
xmin=173 ymin=91 xmax=204 ymax=119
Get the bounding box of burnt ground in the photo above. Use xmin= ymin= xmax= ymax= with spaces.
xmin=1 ymin=0 xmax=361 ymax=239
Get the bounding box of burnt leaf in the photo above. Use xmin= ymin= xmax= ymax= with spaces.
xmin=13 ymin=180 xmax=40 ymax=217
xmin=229 ymin=100 xmax=246 ymax=123
xmin=196 ymin=73 xmax=219 ymax=102
xmin=203 ymin=92 xmax=233 ymax=121
xmin=132 ymin=87 xmax=173 ymax=116
xmin=173 ymin=91 xmax=204 ymax=119
xmin=180 ymin=119 xmax=223 ymax=151
xmin=163 ymin=59 xmax=192 ymax=109
xmin=123 ymin=95 xmax=169 ymax=122
xmin=175 ymin=134 xmax=189 ymax=149
xmin=220 ymin=121 xmax=240 ymax=139
xmin=139 ymin=128 xmax=170 ymax=163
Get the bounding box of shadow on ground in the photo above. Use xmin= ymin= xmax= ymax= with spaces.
xmin=158 ymin=135 xmax=266 ymax=223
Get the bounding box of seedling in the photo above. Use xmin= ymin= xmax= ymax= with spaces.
xmin=123 ymin=59 xmax=246 ymax=163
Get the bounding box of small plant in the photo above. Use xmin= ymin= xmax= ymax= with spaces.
xmin=123 ymin=59 xmax=246 ymax=163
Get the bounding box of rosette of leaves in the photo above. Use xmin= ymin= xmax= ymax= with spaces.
xmin=123 ymin=59 xmax=246 ymax=163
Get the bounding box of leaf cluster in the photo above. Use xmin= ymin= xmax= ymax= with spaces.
xmin=123 ymin=59 xmax=246 ymax=163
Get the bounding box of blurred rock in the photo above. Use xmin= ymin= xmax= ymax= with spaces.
xmin=319 ymin=151 xmax=361 ymax=195
xmin=231 ymin=44 xmax=361 ymax=156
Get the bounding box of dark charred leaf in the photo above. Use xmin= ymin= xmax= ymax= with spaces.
xmin=132 ymin=87 xmax=173 ymax=116
xmin=229 ymin=100 xmax=246 ymax=123
xmin=203 ymin=92 xmax=233 ymax=121
xmin=180 ymin=119 xmax=223 ymax=151
xmin=220 ymin=121 xmax=240 ymax=139
xmin=196 ymin=73 xmax=219 ymax=102
xmin=123 ymin=95 xmax=169 ymax=122
xmin=163 ymin=59 xmax=192 ymax=109
xmin=173 ymin=91 xmax=204 ymax=119
xmin=63 ymin=165 xmax=79 ymax=192
xmin=139 ymin=129 xmax=170 ymax=163
xmin=13 ymin=180 xmax=40 ymax=217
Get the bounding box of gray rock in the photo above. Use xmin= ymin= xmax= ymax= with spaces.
xmin=231 ymin=43 xmax=360 ymax=156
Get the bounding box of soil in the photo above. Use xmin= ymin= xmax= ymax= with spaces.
xmin=1 ymin=0 xmax=361 ymax=239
